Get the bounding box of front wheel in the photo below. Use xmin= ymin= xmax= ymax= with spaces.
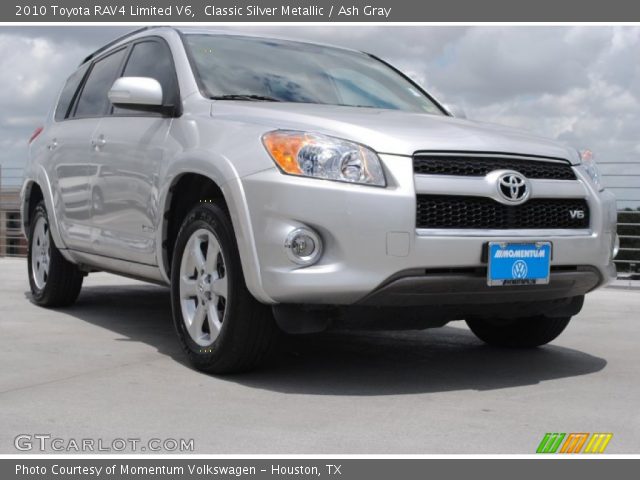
xmin=27 ymin=201 xmax=84 ymax=307
xmin=465 ymin=315 xmax=572 ymax=348
xmin=170 ymin=202 xmax=279 ymax=374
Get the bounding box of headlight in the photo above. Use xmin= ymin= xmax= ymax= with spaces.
xmin=579 ymin=149 xmax=604 ymax=191
xmin=262 ymin=130 xmax=386 ymax=187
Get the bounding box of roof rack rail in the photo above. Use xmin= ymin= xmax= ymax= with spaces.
xmin=80 ymin=26 xmax=154 ymax=65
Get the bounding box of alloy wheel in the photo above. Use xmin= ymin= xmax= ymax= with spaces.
xmin=178 ymin=229 xmax=228 ymax=347
xmin=31 ymin=216 xmax=51 ymax=290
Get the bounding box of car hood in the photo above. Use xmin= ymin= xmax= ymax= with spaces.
xmin=210 ymin=102 xmax=580 ymax=164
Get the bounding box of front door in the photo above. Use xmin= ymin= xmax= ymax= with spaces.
xmin=87 ymin=116 xmax=170 ymax=264
xmin=86 ymin=38 xmax=180 ymax=265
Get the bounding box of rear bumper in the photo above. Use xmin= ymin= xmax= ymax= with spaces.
xmin=358 ymin=266 xmax=601 ymax=306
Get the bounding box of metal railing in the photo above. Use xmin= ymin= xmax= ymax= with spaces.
xmin=0 ymin=167 xmax=26 ymax=257
xmin=616 ymin=210 xmax=640 ymax=275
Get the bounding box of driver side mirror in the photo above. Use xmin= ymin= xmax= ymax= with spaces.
xmin=108 ymin=77 xmax=173 ymax=114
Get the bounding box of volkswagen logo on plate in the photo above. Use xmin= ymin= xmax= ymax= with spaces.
xmin=497 ymin=171 xmax=530 ymax=204
xmin=512 ymin=260 xmax=528 ymax=279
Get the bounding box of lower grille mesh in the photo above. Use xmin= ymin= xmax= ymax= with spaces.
xmin=416 ymin=195 xmax=590 ymax=229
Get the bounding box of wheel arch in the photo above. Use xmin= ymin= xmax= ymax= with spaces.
xmin=20 ymin=170 xmax=69 ymax=257
xmin=158 ymin=168 xmax=273 ymax=304
xmin=21 ymin=180 xmax=42 ymax=238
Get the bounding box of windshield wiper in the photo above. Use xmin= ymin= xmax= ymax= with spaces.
xmin=334 ymin=103 xmax=380 ymax=109
xmin=210 ymin=94 xmax=281 ymax=102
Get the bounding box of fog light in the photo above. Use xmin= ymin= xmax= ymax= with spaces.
xmin=613 ymin=233 xmax=620 ymax=259
xmin=284 ymin=228 xmax=322 ymax=266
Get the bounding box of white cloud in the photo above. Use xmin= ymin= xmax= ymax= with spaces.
xmin=0 ymin=33 xmax=84 ymax=106
xmin=0 ymin=31 xmax=87 ymax=171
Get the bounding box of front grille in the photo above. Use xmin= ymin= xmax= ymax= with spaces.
xmin=416 ymin=195 xmax=590 ymax=229
xmin=413 ymin=154 xmax=576 ymax=180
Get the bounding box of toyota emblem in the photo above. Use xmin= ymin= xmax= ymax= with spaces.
xmin=497 ymin=171 xmax=530 ymax=204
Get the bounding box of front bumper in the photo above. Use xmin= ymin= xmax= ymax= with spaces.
xmin=236 ymin=154 xmax=617 ymax=305
xmin=358 ymin=266 xmax=601 ymax=306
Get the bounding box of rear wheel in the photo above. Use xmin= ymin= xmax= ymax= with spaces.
xmin=170 ymin=202 xmax=279 ymax=374
xmin=465 ymin=315 xmax=572 ymax=348
xmin=27 ymin=202 xmax=84 ymax=307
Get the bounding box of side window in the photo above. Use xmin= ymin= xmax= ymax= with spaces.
xmin=54 ymin=63 xmax=89 ymax=121
xmin=74 ymin=48 xmax=126 ymax=118
xmin=113 ymin=40 xmax=178 ymax=114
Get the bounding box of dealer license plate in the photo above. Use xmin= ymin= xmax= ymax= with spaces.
xmin=487 ymin=242 xmax=551 ymax=286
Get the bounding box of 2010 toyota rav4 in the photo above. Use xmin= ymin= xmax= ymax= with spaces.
xmin=22 ymin=27 xmax=618 ymax=373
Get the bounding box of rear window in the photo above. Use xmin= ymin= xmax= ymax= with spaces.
xmin=54 ymin=63 xmax=89 ymax=121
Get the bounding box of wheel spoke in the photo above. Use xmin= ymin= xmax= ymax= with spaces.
xmin=189 ymin=303 xmax=207 ymax=338
xmin=191 ymin=238 xmax=206 ymax=271
xmin=36 ymin=262 xmax=43 ymax=282
xmin=37 ymin=260 xmax=47 ymax=285
xmin=211 ymin=275 xmax=228 ymax=299
xmin=205 ymin=236 xmax=220 ymax=272
xmin=207 ymin=303 xmax=223 ymax=336
xmin=180 ymin=275 xmax=198 ymax=298
xmin=181 ymin=238 xmax=197 ymax=276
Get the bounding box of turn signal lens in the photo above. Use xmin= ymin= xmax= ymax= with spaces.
xmin=262 ymin=130 xmax=386 ymax=187
xmin=262 ymin=131 xmax=306 ymax=175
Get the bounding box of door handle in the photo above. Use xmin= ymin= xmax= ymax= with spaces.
xmin=91 ymin=135 xmax=107 ymax=150
xmin=48 ymin=138 xmax=58 ymax=150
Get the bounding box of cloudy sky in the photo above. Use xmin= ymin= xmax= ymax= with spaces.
xmin=0 ymin=26 xmax=638 ymax=207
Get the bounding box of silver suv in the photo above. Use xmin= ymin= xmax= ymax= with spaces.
xmin=22 ymin=27 xmax=618 ymax=373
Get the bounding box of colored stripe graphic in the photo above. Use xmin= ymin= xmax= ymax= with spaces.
xmin=536 ymin=433 xmax=565 ymax=453
xmin=537 ymin=433 xmax=613 ymax=453
xmin=584 ymin=433 xmax=613 ymax=454
xmin=560 ymin=433 xmax=589 ymax=453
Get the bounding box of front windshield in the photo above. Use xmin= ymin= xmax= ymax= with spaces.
xmin=184 ymin=34 xmax=444 ymax=114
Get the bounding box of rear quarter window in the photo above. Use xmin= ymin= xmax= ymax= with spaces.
xmin=54 ymin=63 xmax=89 ymax=121
xmin=74 ymin=48 xmax=127 ymax=118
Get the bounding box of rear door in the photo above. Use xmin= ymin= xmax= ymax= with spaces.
xmin=87 ymin=38 xmax=180 ymax=265
xmin=50 ymin=50 xmax=128 ymax=251
xmin=46 ymin=62 xmax=92 ymax=250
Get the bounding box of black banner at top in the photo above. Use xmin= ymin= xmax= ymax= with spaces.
xmin=5 ymin=0 xmax=640 ymax=22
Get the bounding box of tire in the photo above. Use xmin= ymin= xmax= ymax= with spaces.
xmin=465 ymin=315 xmax=572 ymax=348
xmin=27 ymin=201 xmax=84 ymax=307
xmin=170 ymin=201 xmax=279 ymax=374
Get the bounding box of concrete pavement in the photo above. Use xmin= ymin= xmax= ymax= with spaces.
xmin=0 ymin=258 xmax=638 ymax=454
